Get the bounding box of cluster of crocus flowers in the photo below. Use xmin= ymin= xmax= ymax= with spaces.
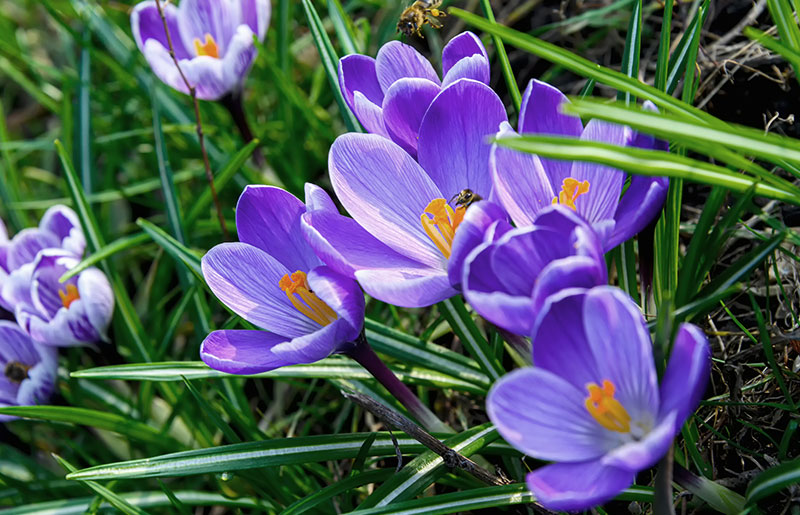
xmin=488 ymin=286 xmax=710 ymax=510
xmin=131 ymin=0 xmax=271 ymax=100
xmin=0 ymin=321 xmax=57 ymax=421
xmin=339 ymin=31 xmax=490 ymax=157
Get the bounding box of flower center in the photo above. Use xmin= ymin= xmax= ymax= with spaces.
xmin=552 ymin=177 xmax=590 ymax=211
xmin=193 ymin=33 xmax=220 ymax=58
xmin=4 ymin=360 xmax=31 ymax=384
xmin=278 ymin=271 xmax=338 ymax=326
xmin=420 ymin=198 xmax=466 ymax=259
xmin=584 ymin=379 xmax=631 ymax=433
xmin=59 ymin=284 xmax=80 ymax=309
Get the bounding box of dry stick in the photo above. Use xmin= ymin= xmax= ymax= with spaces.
xmin=341 ymin=389 xmax=512 ymax=487
xmin=153 ymin=0 xmax=229 ymax=239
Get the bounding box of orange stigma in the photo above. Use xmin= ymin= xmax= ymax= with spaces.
xmin=193 ymin=33 xmax=219 ymax=58
xmin=420 ymin=198 xmax=466 ymax=259
xmin=552 ymin=178 xmax=590 ymax=211
xmin=585 ymin=379 xmax=631 ymax=433
xmin=58 ymin=284 xmax=80 ymax=309
xmin=278 ymin=271 xmax=338 ymax=326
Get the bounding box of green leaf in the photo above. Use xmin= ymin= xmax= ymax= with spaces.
xmin=136 ymin=218 xmax=203 ymax=279
xmin=52 ymin=455 xmax=148 ymax=515
xmin=59 ymin=232 xmax=150 ymax=282
xmin=477 ymin=1 xmax=521 ymax=112
xmin=65 ymin=432 xmax=517 ymax=480
xmin=439 ymin=297 xmax=504 ymax=382
xmin=282 ymin=469 xmax=393 ymax=515
xmin=493 ymin=135 xmax=800 ymax=204
xmin=0 ymin=406 xmax=180 ymax=449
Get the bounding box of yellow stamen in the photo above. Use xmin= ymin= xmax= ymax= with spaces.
xmin=552 ymin=177 xmax=590 ymax=211
xmin=420 ymin=198 xmax=466 ymax=259
xmin=58 ymin=284 xmax=80 ymax=309
xmin=279 ymin=271 xmax=338 ymax=327
xmin=193 ymin=33 xmax=219 ymax=58
xmin=584 ymin=379 xmax=631 ymax=433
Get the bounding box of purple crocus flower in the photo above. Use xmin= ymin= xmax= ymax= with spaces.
xmin=8 ymin=250 xmax=114 ymax=347
xmin=0 ymin=205 xmax=86 ymax=312
xmin=302 ymin=79 xmax=508 ymax=308
xmin=339 ymin=31 xmax=490 ymax=157
xmin=1 ymin=321 xmax=57 ymax=421
xmin=131 ymin=0 xmax=271 ymax=100
xmin=492 ymin=80 xmax=669 ymax=250
xmin=462 ymin=205 xmax=607 ymax=336
xmin=487 ymin=286 xmax=710 ymax=511
xmin=200 ymin=185 xmax=366 ymax=374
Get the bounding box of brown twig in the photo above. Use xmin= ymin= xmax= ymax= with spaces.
xmin=153 ymin=0 xmax=229 ymax=239
xmin=341 ymin=389 xmax=512 ymax=487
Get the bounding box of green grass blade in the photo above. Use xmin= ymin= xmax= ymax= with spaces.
xmin=477 ymin=0 xmax=521 ymax=112
xmin=59 ymin=232 xmax=150 ymax=282
xmin=493 ymin=135 xmax=800 ymax=204
xmin=439 ymin=297 xmax=504 ymax=382
xmin=282 ymin=469 xmax=393 ymax=515
xmin=745 ymin=458 xmax=800 ymax=507
xmin=0 ymin=406 xmax=180 ymax=448
xmin=654 ymin=0 xmax=674 ymax=91
xmin=617 ymin=0 xmax=642 ymax=105
xmin=53 ymin=455 xmax=148 ymax=515
xmin=76 ymin=30 xmax=93 ymax=194
xmin=65 ymin=433 xmax=516 ymax=481
xmin=136 ymin=218 xmax=203 ymax=278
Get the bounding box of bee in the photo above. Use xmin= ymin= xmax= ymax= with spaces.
xmin=4 ymin=360 xmax=30 ymax=384
xmin=397 ymin=1 xmax=446 ymax=38
xmin=449 ymin=188 xmax=482 ymax=208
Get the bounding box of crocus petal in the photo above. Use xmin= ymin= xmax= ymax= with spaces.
xmin=441 ymin=31 xmax=488 ymax=80
xmin=239 ymin=0 xmax=270 ymax=40
xmin=375 ymin=41 xmax=440 ymax=93
xmin=6 ymin=229 xmax=59 ymax=272
xmin=201 ymin=329 xmax=314 ymax=374
xmin=531 ymin=257 xmax=607 ymax=319
xmin=448 ymin=200 xmax=507 ymax=288
xmin=658 ymin=323 xmax=711 ymax=427
xmin=491 ymin=123 xmax=554 ymax=227
xmin=417 ymin=79 xmax=507 ymax=200
xmin=518 ymin=79 xmax=583 ymax=186
xmin=571 ymin=119 xmax=628 ymax=224
xmin=2 ymin=264 xmax=34 ymax=312
xmin=441 ymin=55 xmax=490 ymax=89
xmin=301 ymin=210 xmax=430 ymax=279
xmin=382 ymin=78 xmax=440 ymax=157
xmin=235 ymin=185 xmax=321 ymax=272
xmin=581 ymin=286 xmax=660 ymax=421
xmin=76 ymin=268 xmax=114 ymax=342
xmin=607 ymin=175 xmax=668 ymax=250
xmin=177 ymin=0 xmax=242 ymax=56
xmin=307 ymin=266 xmax=364 ymax=342
xmin=141 ymin=39 xmax=192 ymax=96
xmin=177 ymin=54 xmax=230 ymax=101
xmin=338 ymin=54 xmax=384 ymax=110
xmin=329 ymin=133 xmax=445 ymax=268
xmin=0 ymin=320 xmax=39 ymax=364
xmin=270 ymin=320 xmax=348 ymax=363
xmin=0 ymin=218 xmax=7 ymax=241
xmin=221 ymin=24 xmax=258 ymax=89
xmin=352 ymin=92 xmax=390 ymax=137
xmin=202 ymin=242 xmax=319 ymax=338
xmin=304 ymin=183 xmax=338 ymax=213
xmin=526 ymin=460 xmax=634 ymax=512
xmin=24 ymin=303 xmax=96 ymax=347
xmin=31 ymin=251 xmax=79 ymax=319
xmin=39 ymin=205 xmax=85 ymax=257
xmin=488 ymin=367 xmax=618 ymax=462
xmin=355 ymin=267 xmax=456 ymax=308
xmin=15 ymin=347 xmax=57 ymax=406
xmin=601 ymin=411 xmax=677 ymax=471
xmin=131 ymin=1 xmax=191 ymax=60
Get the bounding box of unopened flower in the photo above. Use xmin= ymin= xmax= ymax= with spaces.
xmin=0 ymin=321 xmax=57 ymax=421
xmin=200 ymin=185 xmax=365 ymax=374
xmin=339 ymin=31 xmax=490 ymax=157
xmin=462 ymin=205 xmax=607 ymax=336
xmin=10 ymin=250 xmax=114 ymax=347
xmin=492 ymin=80 xmax=668 ymax=250
xmin=0 ymin=206 xmax=85 ymax=312
xmin=131 ymin=0 xmax=271 ymax=100
xmin=302 ymin=79 xmax=508 ymax=307
xmin=487 ymin=286 xmax=710 ymax=511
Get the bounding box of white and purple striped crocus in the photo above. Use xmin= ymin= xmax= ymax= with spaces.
xmin=1 ymin=321 xmax=57 ymax=421
xmin=339 ymin=31 xmax=490 ymax=158
xmin=302 ymin=78 xmax=508 ymax=308
xmin=1 ymin=206 xmax=113 ymax=347
xmin=200 ymin=185 xmax=365 ymax=374
xmin=492 ymin=80 xmax=669 ymax=251
xmin=462 ymin=205 xmax=607 ymax=336
xmin=131 ymin=0 xmax=271 ymax=100
xmin=488 ymin=286 xmax=710 ymax=511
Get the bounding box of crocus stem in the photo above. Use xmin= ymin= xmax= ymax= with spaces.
xmin=219 ymin=92 xmax=267 ymax=169
xmin=346 ymin=333 xmax=452 ymax=434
